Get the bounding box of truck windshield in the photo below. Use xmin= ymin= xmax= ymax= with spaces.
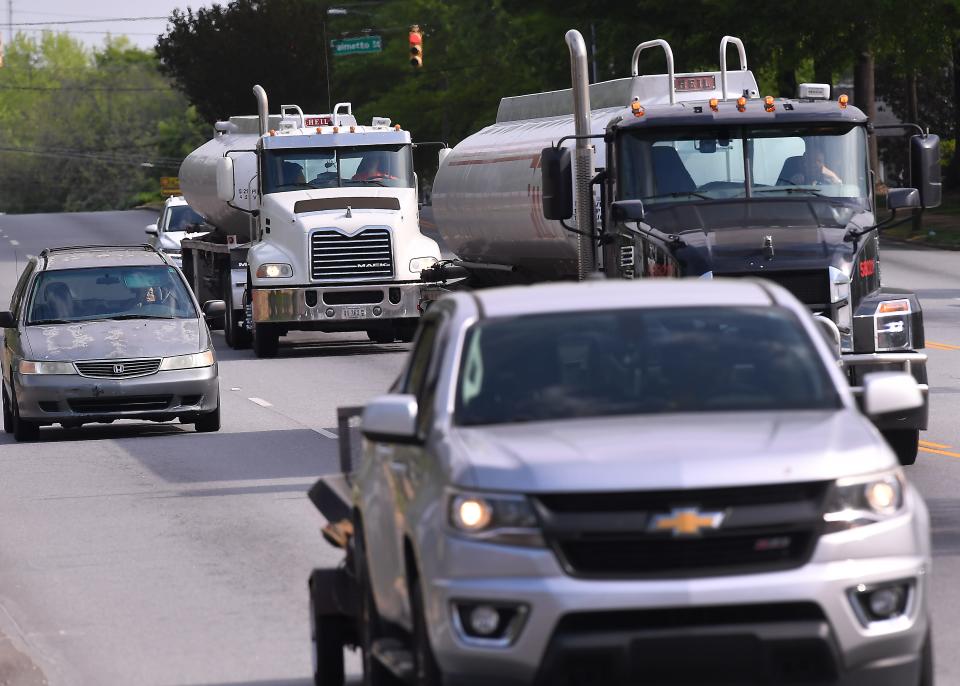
xmin=26 ymin=266 xmax=197 ymax=324
xmin=618 ymin=125 xmax=868 ymax=207
xmin=262 ymin=144 xmax=415 ymax=193
xmin=455 ymin=306 xmax=841 ymax=426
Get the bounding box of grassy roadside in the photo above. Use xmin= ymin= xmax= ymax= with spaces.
xmin=883 ymin=190 xmax=960 ymax=249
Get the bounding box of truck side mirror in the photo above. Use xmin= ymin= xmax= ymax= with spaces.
xmin=812 ymin=315 xmax=841 ymax=359
xmin=611 ymin=200 xmax=646 ymax=222
xmin=910 ymin=134 xmax=941 ymax=209
xmin=540 ymin=147 xmax=572 ymax=220
xmin=216 ymin=156 xmax=236 ymax=202
xmin=438 ymin=148 xmax=451 ymax=167
xmin=887 ymin=188 xmax=920 ymax=211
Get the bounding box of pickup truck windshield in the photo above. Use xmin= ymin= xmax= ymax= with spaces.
xmin=263 ymin=144 xmax=415 ymax=193
xmin=27 ymin=266 xmax=197 ymax=324
xmin=455 ymin=306 xmax=841 ymax=426
xmin=166 ymin=205 xmax=204 ymax=231
xmin=618 ymin=125 xmax=869 ymax=208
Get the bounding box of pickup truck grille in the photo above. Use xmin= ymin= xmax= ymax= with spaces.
xmin=75 ymin=358 xmax=161 ymax=379
xmin=715 ymin=269 xmax=829 ymax=306
xmin=534 ymin=482 xmax=828 ymax=579
xmin=311 ymin=228 xmax=393 ymax=280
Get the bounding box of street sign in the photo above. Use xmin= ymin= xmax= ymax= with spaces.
xmin=160 ymin=177 xmax=180 ymax=197
xmin=331 ymin=36 xmax=382 ymax=57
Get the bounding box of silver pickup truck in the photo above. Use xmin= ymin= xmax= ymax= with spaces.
xmin=308 ymin=278 xmax=932 ymax=686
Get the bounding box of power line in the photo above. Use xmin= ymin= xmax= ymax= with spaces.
xmin=0 ymin=16 xmax=167 ymax=27
xmin=12 ymin=27 xmax=161 ymax=36
xmin=0 ymin=84 xmax=173 ymax=92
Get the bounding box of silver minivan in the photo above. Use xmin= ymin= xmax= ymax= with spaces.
xmin=1 ymin=245 xmax=224 ymax=441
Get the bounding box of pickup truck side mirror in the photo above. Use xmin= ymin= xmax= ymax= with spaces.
xmin=862 ymin=372 xmax=923 ymax=417
xmin=887 ymin=188 xmax=920 ymax=211
xmin=0 ymin=310 xmax=15 ymax=328
xmin=361 ymin=394 xmax=420 ymax=444
xmin=910 ymin=133 xmax=942 ymax=209
xmin=145 ymin=224 xmax=159 ymax=237
xmin=540 ymin=147 xmax=572 ymax=220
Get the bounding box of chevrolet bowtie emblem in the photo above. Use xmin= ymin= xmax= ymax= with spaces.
xmin=650 ymin=508 xmax=726 ymax=536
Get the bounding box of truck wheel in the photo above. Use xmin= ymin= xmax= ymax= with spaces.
xmin=883 ymin=429 xmax=919 ymax=466
xmin=396 ymin=320 xmax=418 ymax=344
xmin=11 ymin=388 xmax=39 ymax=442
xmin=411 ymin=577 xmax=443 ymax=686
xmin=223 ymin=273 xmax=251 ymax=349
xmin=2 ymin=387 xmax=12 ymax=434
xmin=310 ymin=585 xmax=346 ymax=686
xmin=253 ymin=323 xmax=280 ymax=358
xmin=367 ymin=328 xmax=396 ymax=344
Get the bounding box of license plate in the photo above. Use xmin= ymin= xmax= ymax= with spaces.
xmin=342 ymin=307 xmax=367 ymax=319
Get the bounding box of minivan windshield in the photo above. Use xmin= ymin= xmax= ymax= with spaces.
xmin=262 ymin=144 xmax=415 ymax=194
xmin=455 ymin=306 xmax=841 ymax=426
xmin=27 ymin=266 xmax=197 ymax=324
xmin=618 ymin=124 xmax=869 ymax=208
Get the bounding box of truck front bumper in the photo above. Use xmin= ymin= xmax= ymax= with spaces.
xmin=251 ymin=282 xmax=428 ymax=325
xmin=422 ymin=505 xmax=930 ymax=685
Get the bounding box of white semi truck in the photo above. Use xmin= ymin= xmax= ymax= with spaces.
xmin=178 ymin=85 xmax=441 ymax=357
xmin=426 ymin=31 xmax=939 ymax=465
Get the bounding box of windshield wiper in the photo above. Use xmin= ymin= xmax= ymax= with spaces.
xmin=754 ymin=187 xmax=823 ymax=196
xmin=645 ymin=190 xmax=712 ymax=201
xmin=273 ymin=182 xmax=318 ymax=191
xmin=100 ymin=314 xmax=178 ymax=321
xmin=28 ymin=318 xmax=74 ymax=325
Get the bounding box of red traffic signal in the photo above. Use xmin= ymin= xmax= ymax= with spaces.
xmin=409 ymin=25 xmax=423 ymax=68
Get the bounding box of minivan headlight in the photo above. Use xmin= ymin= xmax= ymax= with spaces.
xmin=823 ymin=469 xmax=905 ymax=532
xmin=448 ymin=491 xmax=544 ymax=547
xmin=159 ymin=349 xmax=215 ymax=371
xmin=19 ymin=360 xmax=77 ymax=375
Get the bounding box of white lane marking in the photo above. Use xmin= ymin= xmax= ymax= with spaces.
xmin=315 ymin=428 xmax=338 ymax=439
xmin=9 ymin=240 xmax=19 ymax=246
xmin=247 ymin=397 xmax=273 ymax=407
xmin=230 ymin=387 xmax=241 ymax=391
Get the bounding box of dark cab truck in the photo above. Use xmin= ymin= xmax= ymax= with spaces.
xmin=426 ymin=32 xmax=940 ymax=465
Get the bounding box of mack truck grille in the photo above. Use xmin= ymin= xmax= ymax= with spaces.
xmin=75 ymin=358 xmax=161 ymax=379
xmin=311 ymin=228 xmax=393 ymax=280
xmin=715 ymin=269 xmax=829 ymax=307
xmin=534 ymin=481 xmax=828 ymax=579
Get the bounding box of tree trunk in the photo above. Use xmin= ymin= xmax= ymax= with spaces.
xmin=949 ymin=38 xmax=960 ymax=188
xmin=777 ymin=67 xmax=797 ymax=100
xmin=814 ymin=61 xmax=833 ymax=92
xmin=854 ymin=50 xmax=880 ymax=183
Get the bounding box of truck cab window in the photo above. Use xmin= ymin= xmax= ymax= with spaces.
xmin=262 ymin=145 xmax=415 ymax=194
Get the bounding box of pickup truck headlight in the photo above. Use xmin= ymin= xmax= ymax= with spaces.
xmin=19 ymin=360 xmax=77 ymax=375
xmin=256 ymin=263 xmax=293 ymax=278
xmin=159 ymin=349 xmax=215 ymax=371
xmin=823 ymin=469 xmax=905 ymax=532
xmin=874 ymin=299 xmax=912 ymax=351
xmin=449 ymin=491 xmax=544 ymax=546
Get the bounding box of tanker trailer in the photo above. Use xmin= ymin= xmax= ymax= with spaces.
xmin=430 ymin=31 xmax=939 ymax=465
xmin=179 ymin=85 xmax=441 ymax=357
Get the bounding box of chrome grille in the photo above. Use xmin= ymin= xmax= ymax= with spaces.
xmin=75 ymin=358 xmax=161 ymax=379
xmin=311 ymin=228 xmax=393 ymax=280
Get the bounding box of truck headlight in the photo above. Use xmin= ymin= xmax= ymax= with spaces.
xmin=409 ymin=256 xmax=438 ymax=273
xmin=159 ymin=349 xmax=215 ymax=371
xmin=823 ymin=469 xmax=905 ymax=532
xmin=256 ymin=263 xmax=293 ymax=278
xmin=874 ymin=299 xmax=912 ymax=351
xmin=18 ymin=360 xmax=77 ymax=375
xmin=448 ymin=491 xmax=544 ymax=546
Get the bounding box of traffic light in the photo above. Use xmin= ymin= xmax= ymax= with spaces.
xmin=409 ymin=25 xmax=423 ymax=68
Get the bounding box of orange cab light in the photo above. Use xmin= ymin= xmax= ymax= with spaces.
xmin=332 ymin=126 xmax=339 ymax=133
xmin=395 ymin=124 xmax=402 ymax=131
xmin=764 ymin=95 xmax=775 ymax=112
xmin=316 ymin=127 xmax=322 ymax=134
xmin=349 ymin=126 xmax=356 ymax=133
xmin=709 ymin=98 xmax=719 ymax=112
xmin=877 ymin=299 xmax=910 ymax=314
xmin=736 ymin=96 xmax=747 ymax=112
xmin=631 ymin=100 xmax=645 ymax=118
xmin=838 ymin=94 xmax=849 ymax=108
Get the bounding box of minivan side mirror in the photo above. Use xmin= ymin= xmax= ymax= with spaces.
xmin=216 ymin=156 xmax=236 ymax=202
xmin=862 ymin=372 xmax=923 ymax=417
xmin=145 ymin=224 xmax=159 ymax=237
xmin=540 ymin=146 xmax=573 ymax=220
xmin=361 ymin=394 xmax=420 ymax=444
xmin=0 ymin=310 xmax=15 ymax=328
xmin=910 ymin=133 xmax=942 ymax=209
xmin=202 ymin=300 xmax=226 ymax=326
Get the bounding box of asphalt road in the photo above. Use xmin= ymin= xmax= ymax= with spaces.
xmin=0 ymin=210 xmax=958 ymax=685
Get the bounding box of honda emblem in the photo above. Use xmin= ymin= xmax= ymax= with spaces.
xmin=113 ymin=364 xmax=125 ymax=375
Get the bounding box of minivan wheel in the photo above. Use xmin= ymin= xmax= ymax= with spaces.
xmin=2 ymin=386 xmax=12 ymax=433
xmin=194 ymin=402 xmax=220 ymax=433
xmin=11 ymin=389 xmax=39 ymax=442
